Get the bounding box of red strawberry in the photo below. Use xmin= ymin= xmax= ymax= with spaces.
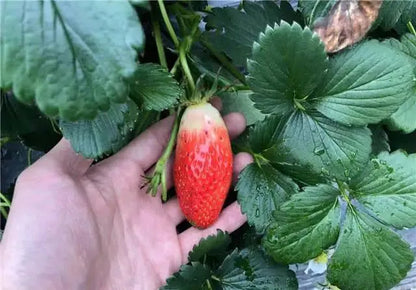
xmin=173 ymin=102 xmax=233 ymax=229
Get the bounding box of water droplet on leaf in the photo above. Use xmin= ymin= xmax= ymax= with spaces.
xmin=313 ymin=147 xmax=325 ymax=156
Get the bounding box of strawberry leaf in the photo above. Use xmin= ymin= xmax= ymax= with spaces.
xmin=248 ymin=22 xmax=328 ymax=115
xmin=236 ymin=163 xmax=299 ymax=233
xmin=250 ymin=111 xmax=372 ymax=182
xmin=219 ymin=90 xmax=266 ymax=126
xmin=350 ymin=151 xmax=416 ymax=229
xmin=1 ymin=91 xmax=58 ymax=139
xmin=384 ymin=33 xmax=416 ymax=133
xmin=162 ymin=262 xmax=211 ymax=290
xmin=263 ymin=151 xmax=416 ymax=289
xmin=264 ymin=184 xmax=341 ymax=264
xmin=375 ymin=0 xmax=416 ymax=31
xmin=245 ymin=115 xmax=326 ymax=185
xmin=298 ymin=0 xmax=337 ymax=26
xmin=203 ymin=1 xmax=303 ymax=69
xmin=1 ymin=0 xmax=143 ymax=121
xmin=189 ymin=43 xmax=240 ymax=86
xmin=188 ymin=230 xmax=231 ymax=267
xmin=214 ymin=248 xmax=298 ymax=290
xmin=129 ymin=63 xmax=181 ymax=111
xmin=327 ymin=207 xmax=414 ymax=290
xmin=60 ymin=99 xmax=139 ymax=159
xmin=312 ymin=40 xmax=415 ymax=126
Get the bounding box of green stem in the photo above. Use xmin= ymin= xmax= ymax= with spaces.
xmin=27 ymin=148 xmax=33 ymax=166
xmin=336 ymin=180 xmax=351 ymax=204
xmin=201 ymin=39 xmax=247 ymax=85
xmin=253 ymin=152 xmax=268 ymax=168
xmin=294 ymin=98 xmax=306 ymax=111
xmin=170 ymin=58 xmax=180 ymax=75
xmin=211 ymin=275 xmax=221 ymax=282
xmin=0 ymin=192 xmax=11 ymax=206
xmin=157 ymin=0 xmax=179 ymax=48
xmin=49 ymin=118 xmax=61 ymax=134
xmin=151 ymin=6 xmax=168 ymax=68
xmin=0 ymin=206 xmax=8 ymax=219
xmin=179 ymin=48 xmax=196 ymax=91
xmin=408 ymin=21 xmax=416 ymax=36
xmin=151 ymin=107 xmax=183 ymax=201
xmin=0 ymin=192 xmax=10 ymax=220
xmin=206 ymin=279 xmax=213 ymax=290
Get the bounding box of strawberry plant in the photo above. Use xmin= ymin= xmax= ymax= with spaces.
xmin=1 ymin=0 xmax=416 ymax=289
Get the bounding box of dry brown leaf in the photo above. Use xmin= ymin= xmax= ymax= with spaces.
xmin=314 ymin=0 xmax=383 ymax=53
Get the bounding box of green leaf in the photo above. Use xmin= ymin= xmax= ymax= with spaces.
xmin=264 ymin=184 xmax=341 ymax=264
xmin=245 ymin=115 xmax=327 ymax=185
xmin=369 ymin=125 xmax=390 ymax=156
xmin=1 ymin=91 xmax=55 ymax=137
xmin=312 ymin=40 xmax=415 ymax=126
xmin=129 ymin=63 xmax=181 ymax=111
xmin=298 ymin=0 xmax=337 ymax=26
xmin=375 ymin=0 xmax=416 ymax=31
xmin=133 ymin=110 xmax=159 ymax=136
xmin=188 ymin=230 xmax=231 ymax=267
xmin=269 ymin=111 xmax=371 ymax=181
xmin=60 ymin=99 xmax=139 ymax=159
xmin=327 ymin=207 xmax=413 ymax=290
xmin=214 ymin=248 xmax=298 ymax=290
xmin=129 ymin=0 xmax=149 ymax=9
xmin=1 ymin=0 xmax=144 ymax=121
xmin=214 ymin=250 xmax=247 ymax=289
xmin=1 ymin=91 xmax=61 ymax=151
xmin=162 ymin=262 xmax=211 ymax=290
xmin=203 ymin=1 xmax=303 ymax=69
xmin=248 ymin=22 xmax=328 ymax=115
xmin=387 ymin=33 xmax=416 ymax=60
xmin=384 ymin=34 xmax=416 ymax=133
xmin=394 ymin=6 xmax=416 ymax=35
xmin=219 ymin=90 xmax=266 ymax=126
xmin=350 ymin=151 xmax=416 ymax=229
xmin=236 ymin=163 xmax=299 ymax=233
xmin=189 ymin=43 xmax=239 ymax=87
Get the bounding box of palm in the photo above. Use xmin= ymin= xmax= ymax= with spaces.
xmin=1 ymin=111 xmax=252 ymax=290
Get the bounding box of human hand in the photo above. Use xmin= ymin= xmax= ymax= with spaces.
xmin=0 ymin=102 xmax=253 ymax=290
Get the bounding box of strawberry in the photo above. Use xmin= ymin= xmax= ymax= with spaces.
xmin=173 ymin=102 xmax=233 ymax=229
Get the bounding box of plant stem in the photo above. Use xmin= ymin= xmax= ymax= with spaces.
xmin=407 ymin=21 xmax=416 ymax=36
xmin=206 ymin=279 xmax=213 ymax=290
xmin=179 ymin=48 xmax=196 ymax=91
xmin=170 ymin=58 xmax=180 ymax=75
xmin=201 ymin=39 xmax=247 ymax=85
xmin=157 ymin=0 xmax=179 ymax=48
xmin=0 ymin=192 xmax=11 ymax=206
xmin=49 ymin=118 xmax=61 ymax=134
xmin=0 ymin=207 xmax=8 ymax=219
xmin=27 ymin=148 xmax=33 ymax=166
xmin=0 ymin=192 xmax=10 ymax=220
xmin=151 ymin=5 xmax=168 ymax=68
xmin=154 ymin=107 xmax=183 ymax=201
xmin=253 ymin=152 xmax=268 ymax=167
xmin=336 ymin=180 xmax=351 ymax=204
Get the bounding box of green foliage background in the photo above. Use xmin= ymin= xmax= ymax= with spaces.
xmin=1 ymin=0 xmax=416 ymax=289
